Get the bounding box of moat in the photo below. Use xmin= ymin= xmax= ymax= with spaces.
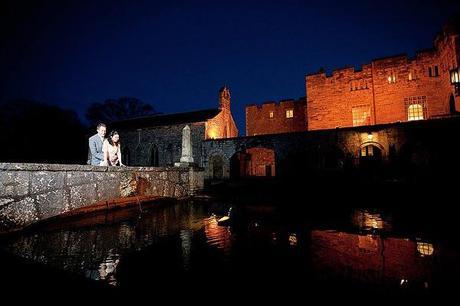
xmin=1 ymin=187 xmax=459 ymax=302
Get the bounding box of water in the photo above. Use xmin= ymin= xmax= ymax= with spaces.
xmin=1 ymin=199 xmax=459 ymax=301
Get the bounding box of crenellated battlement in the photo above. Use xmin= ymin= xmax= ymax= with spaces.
xmin=246 ymin=97 xmax=307 ymax=136
xmin=306 ymin=23 xmax=459 ymax=131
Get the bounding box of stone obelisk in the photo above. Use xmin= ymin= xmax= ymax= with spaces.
xmin=175 ymin=125 xmax=194 ymax=166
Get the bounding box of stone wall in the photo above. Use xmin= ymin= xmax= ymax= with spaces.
xmin=118 ymin=123 xmax=206 ymax=167
xmin=202 ymin=117 xmax=460 ymax=180
xmin=0 ymin=163 xmax=204 ymax=233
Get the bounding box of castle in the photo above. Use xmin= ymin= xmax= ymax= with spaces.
xmin=246 ymin=20 xmax=460 ymax=135
xmin=114 ymin=20 xmax=460 ymax=182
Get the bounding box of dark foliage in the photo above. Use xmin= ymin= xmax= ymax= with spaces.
xmin=85 ymin=97 xmax=157 ymax=127
xmin=0 ymin=99 xmax=87 ymax=164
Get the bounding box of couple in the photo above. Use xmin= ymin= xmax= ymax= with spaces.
xmin=88 ymin=123 xmax=124 ymax=166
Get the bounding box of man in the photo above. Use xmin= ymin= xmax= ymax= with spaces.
xmin=88 ymin=123 xmax=107 ymax=166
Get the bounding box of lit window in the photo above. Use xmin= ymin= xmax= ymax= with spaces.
xmin=450 ymin=68 xmax=459 ymax=84
xmin=408 ymin=72 xmax=415 ymax=81
xmin=269 ymin=111 xmax=274 ymax=119
xmin=416 ymin=242 xmax=434 ymax=257
xmin=387 ymin=73 xmax=396 ymax=83
xmin=408 ymin=104 xmax=424 ymax=121
xmin=428 ymin=66 xmax=439 ymax=77
xmin=352 ymin=105 xmax=371 ymax=126
xmin=361 ymin=145 xmax=374 ymax=157
xmin=286 ymin=109 xmax=293 ymax=118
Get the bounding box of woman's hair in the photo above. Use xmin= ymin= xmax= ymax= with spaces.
xmin=107 ymin=130 xmax=120 ymax=146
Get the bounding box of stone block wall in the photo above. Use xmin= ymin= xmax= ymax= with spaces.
xmin=118 ymin=123 xmax=206 ymax=167
xmin=0 ymin=163 xmax=204 ymax=232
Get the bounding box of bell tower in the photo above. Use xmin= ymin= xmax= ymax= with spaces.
xmin=219 ymin=86 xmax=231 ymax=111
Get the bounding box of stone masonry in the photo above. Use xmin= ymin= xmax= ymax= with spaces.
xmin=0 ymin=163 xmax=204 ymax=233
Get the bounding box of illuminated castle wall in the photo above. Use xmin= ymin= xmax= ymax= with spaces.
xmin=245 ymin=98 xmax=307 ymax=136
xmin=246 ymin=21 xmax=460 ymax=135
xmin=307 ymin=22 xmax=460 ymax=130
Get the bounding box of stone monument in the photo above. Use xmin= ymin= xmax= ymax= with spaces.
xmin=175 ymin=125 xmax=195 ymax=167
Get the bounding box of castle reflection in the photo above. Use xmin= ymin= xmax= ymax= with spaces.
xmin=1 ymin=203 xmax=455 ymax=293
xmin=310 ymin=230 xmax=434 ymax=289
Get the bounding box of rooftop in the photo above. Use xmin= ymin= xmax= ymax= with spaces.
xmin=112 ymin=108 xmax=221 ymax=130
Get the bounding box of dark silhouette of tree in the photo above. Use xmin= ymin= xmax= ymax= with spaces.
xmin=0 ymin=100 xmax=87 ymax=164
xmin=85 ymin=97 xmax=157 ymax=126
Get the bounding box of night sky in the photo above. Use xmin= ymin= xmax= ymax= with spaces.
xmin=1 ymin=0 xmax=460 ymax=132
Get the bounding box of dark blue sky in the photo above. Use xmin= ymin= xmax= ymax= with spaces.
xmin=1 ymin=0 xmax=459 ymax=132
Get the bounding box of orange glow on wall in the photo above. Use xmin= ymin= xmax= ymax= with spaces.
xmin=207 ymin=129 xmax=218 ymax=139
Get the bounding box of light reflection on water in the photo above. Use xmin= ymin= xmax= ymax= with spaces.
xmin=352 ymin=209 xmax=390 ymax=231
xmin=1 ymin=201 xmax=457 ymax=293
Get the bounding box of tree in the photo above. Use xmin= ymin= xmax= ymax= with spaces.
xmin=85 ymin=97 xmax=157 ymax=127
xmin=0 ymin=99 xmax=87 ymax=164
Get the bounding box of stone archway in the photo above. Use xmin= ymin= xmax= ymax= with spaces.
xmin=359 ymin=142 xmax=384 ymax=170
xmin=230 ymin=147 xmax=276 ymax=178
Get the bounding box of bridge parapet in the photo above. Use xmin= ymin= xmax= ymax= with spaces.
xmin=0 ymin=163 xmax=204 ymax=233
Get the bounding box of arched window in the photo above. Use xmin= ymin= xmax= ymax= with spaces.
xmin=166 ymin=144 xmax=174 ymax=166
xmin=360 ymin=144 xmax=382 ymax=158
xmin=150 ymin=146 xmax=159 ymax=167
xmin=408 ymin=104 xmax=424 ymax=121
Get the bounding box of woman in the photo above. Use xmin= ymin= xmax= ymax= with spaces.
xmin=102 ymin=130 xmax=124 ymax=166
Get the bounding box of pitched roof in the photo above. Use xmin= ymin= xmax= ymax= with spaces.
xmin=111 ymin=108 xmax=221 ymax=130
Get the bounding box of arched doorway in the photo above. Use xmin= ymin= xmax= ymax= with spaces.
xmin=150 ymin=146 xmax=159 ymax=167
xmin=246 ymin=147 xmax=275 ymax=176
xmin=210 ymin=155 xmax=224 ymax=179
xmin=230 ymin=147 xmax=276 ymax=178
xmin=359 ymin=143 xmax=383 ymax=170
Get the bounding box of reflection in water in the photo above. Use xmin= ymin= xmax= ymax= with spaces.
xmin=203 ymin=215 xmax=232 ymax=251
xmin=180 ymin=229 xmax=192 ymax=270
xmin=311 ymin=229 xmax=436 ymax=289
xmin=417 ymin=242 xmax=434 ymax=257
xmin=4 ymin=203 xmax=225 ymax=286
xmin=97 ymin=250 xmax=120 ymax=286
xmin=288 ymin=233 xmax=298 ymax=246
xmin=1 ymin=203 xmax=456 ymax=294
xmin=352 ymin=209 xmax=390 ymax=231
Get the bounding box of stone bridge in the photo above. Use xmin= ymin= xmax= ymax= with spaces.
xmin=202 ymin=117 xmax=460 ymax=180
xmin=0 ymin=163 xmax=204 ymax=233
